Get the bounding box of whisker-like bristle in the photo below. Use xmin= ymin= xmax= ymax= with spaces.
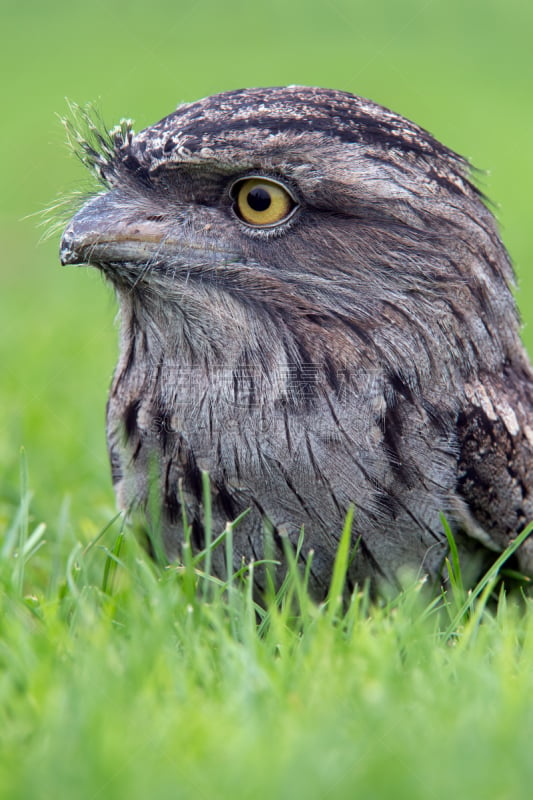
xmin=60 ymin=100 xmax=135 ymax=187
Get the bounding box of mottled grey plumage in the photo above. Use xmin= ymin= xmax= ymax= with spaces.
xmin=60 ymin=86 xmax=533 ymax=596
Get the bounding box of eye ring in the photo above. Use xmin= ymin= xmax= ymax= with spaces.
xmin=230 ymin=176 xmax=298 ymax=228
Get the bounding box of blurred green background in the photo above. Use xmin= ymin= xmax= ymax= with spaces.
xmin=1 ymin=0 xmax=532 ymax=534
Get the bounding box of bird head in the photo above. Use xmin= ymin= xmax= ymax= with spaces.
xmin=60 ymin=86 xmax=516 ymax=388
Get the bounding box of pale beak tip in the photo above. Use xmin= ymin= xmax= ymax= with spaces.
xmin=59 ymin=228 xmax=83 ymax=266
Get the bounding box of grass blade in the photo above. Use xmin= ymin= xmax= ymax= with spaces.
xmin=445 ymin=521 xmax=533 ymax=638
xmin=325 ymin=505 xmax=354 ymax=621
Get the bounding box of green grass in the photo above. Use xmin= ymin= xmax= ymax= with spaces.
xmin=2 ymin=460 xmax=533 ymax=800
xmin=2 ymin=0 xmax=533 ymax=797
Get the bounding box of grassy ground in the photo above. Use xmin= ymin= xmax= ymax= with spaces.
xmin=2 ymin=1 xmax=533 ymax=797
xmin=3 ymin=485 xmax=533 ymax=800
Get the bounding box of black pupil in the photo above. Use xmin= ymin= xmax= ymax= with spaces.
xmin=247 ymin=186 xmax=271 ymax=212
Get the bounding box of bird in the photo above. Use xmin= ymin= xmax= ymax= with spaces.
xmin=60 ymin=86 xmax=533 ymax=598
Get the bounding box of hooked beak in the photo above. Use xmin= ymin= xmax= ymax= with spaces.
xmin=60 ymin=191 xmax=166 ymax=268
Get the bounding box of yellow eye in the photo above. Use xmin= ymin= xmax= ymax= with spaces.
xmin=233 ymin=178 xmax=296 ymax=227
